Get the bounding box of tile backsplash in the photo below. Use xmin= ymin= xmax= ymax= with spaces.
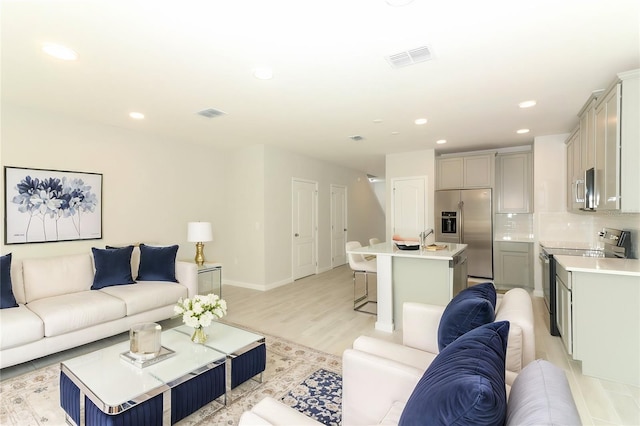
xmin=537 ymin=211 xmax=640 ymax=259
xmin=494 ymin=213 xmax=533 ymax=241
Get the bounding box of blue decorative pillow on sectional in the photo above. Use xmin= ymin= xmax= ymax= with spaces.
xmin=462 ymin=281 xmax=497 ymax=308
xmin=136 ymin=244 xmax=178 ymax=282
xmin=437 ymin=282 xmax=497 ymax=351
xmin=91 ymin=246 xmax=136 ymax=290
xmin=399 ymin=321 xmax=510 ymax=426
xmin=1 ymin=253 xmax=19 ymax=309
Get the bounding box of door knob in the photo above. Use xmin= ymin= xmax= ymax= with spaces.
xmin=295 ymin=233 xmax=299 ymax=237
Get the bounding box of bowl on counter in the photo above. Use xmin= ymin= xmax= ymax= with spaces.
xmin=394 ymin=241 xmax=420 ymax=251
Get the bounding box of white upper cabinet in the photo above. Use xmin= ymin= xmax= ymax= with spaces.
xmin=437 ymin=157 xmax=464 ymax=189
xmin=436 ymin=154 xmax=494 ymax=189
xmin=496 ymin=152 xmax=532 ymax=213
xmin=579 ymin=98 xmax=597 ymax=172
xmin=565 ymin=94 xmax=599 ymax=212
xmin=565 ymin=127 xmax=582 ymax=211
xmin=593 ymin=70 xmax=640 ymax=212
xmin=566 ymin=68 xmax=639 ymax=213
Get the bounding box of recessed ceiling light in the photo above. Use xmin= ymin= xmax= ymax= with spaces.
xmin=518 ymin=100 xmax=537 ymax=108
xmin=373 ymin=119 xmax=383 ymax=124
xmin=516 ymin=128 xmax=530 ymax=134
xmin=414 ymin=118 xmax=428 ymax=125
xmin=253 ymin=67 xmax=273 ymax=80
xmin=386 ymin=0 xmax=414 ymax=6
xmin=436 ymin=139 xmax=447 ymax=144
xmin=42 ymin=42 xmax=78 ymax=60
xmin=391 ymin=131 xmax=400 ymax=135
xmin=129 ymin=112 xmax=145 ymax=120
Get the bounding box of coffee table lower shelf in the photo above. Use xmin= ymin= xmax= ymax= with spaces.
xmin=60 ymin=362 xmax=226 ymax=426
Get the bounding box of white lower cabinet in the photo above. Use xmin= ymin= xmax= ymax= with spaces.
xmin=555 ymin=258 xmax=640 ymax=386
xmin=555 ymin=263 xmax=572 ymax=355
xmin=493 ymin=242 xmax=532 ymax=289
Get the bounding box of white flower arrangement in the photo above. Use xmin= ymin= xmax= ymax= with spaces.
xmin=174 ymin=293 xmax=227 ymax=329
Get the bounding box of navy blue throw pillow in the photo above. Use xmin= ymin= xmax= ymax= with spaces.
xmin=136 ymin=244 xmax=178 ymax=282
xmin=91 ymin=246 xmax=136 ymax=290
xmin=399 ymin=321 xmax=510 ymax=426
xmin=437 ymin=283 xmax=497 ymax=351
xmin=462 ymin=281 xmax=497 ymax=308
xmin=1 ymin=253 xmax=19 ymax=309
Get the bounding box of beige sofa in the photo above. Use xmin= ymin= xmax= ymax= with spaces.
xmin=0 ymin=248 xmax=197 ymax=369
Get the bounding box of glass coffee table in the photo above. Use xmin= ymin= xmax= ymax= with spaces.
xmin=60 ymin=323 xmax=266 ymax=425
xmin=174 ymin=322 xmax=266 ymax=405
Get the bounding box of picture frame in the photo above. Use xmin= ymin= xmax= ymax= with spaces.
xmin=4 ymin=166 xmax=103 ymax=244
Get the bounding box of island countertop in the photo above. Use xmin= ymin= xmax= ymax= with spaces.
xmin=347 ymin=241 xmax=467 ymax=260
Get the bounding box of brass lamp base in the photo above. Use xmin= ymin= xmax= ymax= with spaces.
xmin=194 ymin=242 xmax=205 ymax=266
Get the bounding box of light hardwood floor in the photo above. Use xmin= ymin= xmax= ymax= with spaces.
xmin=2 ymin=264 xmax=638 ymax=424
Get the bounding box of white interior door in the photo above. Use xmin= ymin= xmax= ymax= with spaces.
xmin=392 ymin=177 xmax=426 ymax=240
xmin=292 ymin=179 xmax=317 ymax=280
xmin=330 ymin=184 xmax=347 ymax=268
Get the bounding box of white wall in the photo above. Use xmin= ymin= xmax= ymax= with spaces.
xmin=261 ymin=145 xmax=385 ymax=288
xmin=1 ymin=106 xmax=385 ymax=292
xmin=1 ymin=104 xmax=227 ymax=262
xmin=222 ymin=145 xmax=266 ymax=287
xmin=385 ymin=149 xmax=436 ymax=241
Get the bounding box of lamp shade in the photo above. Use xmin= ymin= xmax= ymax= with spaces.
xmin=187 ymin=222 xmax=212 ymax=242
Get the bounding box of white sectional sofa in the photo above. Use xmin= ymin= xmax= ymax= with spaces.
xmin=239 ymin=285 xmax=580 ymax=425
xmin=0 ymin=246 xmax=197 ymax=369
xmin=240 ymin=359 xmax=582 ymax=426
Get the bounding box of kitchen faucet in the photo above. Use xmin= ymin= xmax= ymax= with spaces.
xmin=420 ymin=228 xmax=434 ymax=246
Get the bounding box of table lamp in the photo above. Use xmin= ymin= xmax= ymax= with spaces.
xmin=187 ymin=222 xmax=212 ymax=266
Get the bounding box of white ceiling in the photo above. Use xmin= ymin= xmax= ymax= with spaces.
xmin=2 ymin=0 xmax=639 ymax=177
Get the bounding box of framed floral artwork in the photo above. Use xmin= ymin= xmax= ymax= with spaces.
xmin=4 ymin=166 xmax=103 ymax=244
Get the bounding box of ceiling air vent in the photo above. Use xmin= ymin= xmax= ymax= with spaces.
xmin=385 ymin=45 xmax=433 ymax=68
xmin=196 ymin=108 xmax=227 ymax=118
xmin=349 ymin=135 xmax=365 ymax=141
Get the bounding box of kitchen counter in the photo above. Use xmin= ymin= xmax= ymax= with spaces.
xmin=554 ymin=255 xmax=640 ymax=277
xmin=348 ymin=242 xmax=468 ymax=332
xmin=350 ymin=241 xmax=467 ymax=260
xmin=554 ymin=255 xmax=640 ymax=386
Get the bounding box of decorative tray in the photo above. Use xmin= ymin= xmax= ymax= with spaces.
xmin=395 ymin=242 xmax=420 ymax=251
xmin=120 ymin=346 xmax=175 ymax=368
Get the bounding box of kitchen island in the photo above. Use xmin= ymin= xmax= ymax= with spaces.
xmin=347 ymin=242 xmax=467 ymax=332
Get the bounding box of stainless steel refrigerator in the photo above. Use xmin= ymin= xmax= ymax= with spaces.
xmin=435 ymin=189 xmax=493 ymax=279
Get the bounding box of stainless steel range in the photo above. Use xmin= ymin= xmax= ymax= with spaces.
xmin=539 ymin=227 xmax=630 ymax=336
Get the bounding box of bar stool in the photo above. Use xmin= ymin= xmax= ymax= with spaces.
xmin=346 ymin=241 xmax=377 ymax=314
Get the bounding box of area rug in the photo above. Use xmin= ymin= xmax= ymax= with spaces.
xmin=281 ymin=368 xmax=342 ymax=426
xmin=0 ymin=331 xmax=343 ymax=426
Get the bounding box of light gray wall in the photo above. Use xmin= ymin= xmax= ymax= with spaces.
xmin=222 ymin=145 xmax=266 ymax=287
xmin=262 ymin=145 xmax=385 ymax=288
xmin=1 ymin=105 xmax=386 ymax=291
xmin=1 ymin=104 xmax=227 ymax=262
